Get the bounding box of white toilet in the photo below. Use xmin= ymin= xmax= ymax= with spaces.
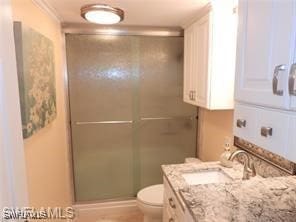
xmin=137 ymin=184 xmax=164 ymax=222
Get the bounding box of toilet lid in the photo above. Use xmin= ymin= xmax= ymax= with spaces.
xmin=137 ymin=184 xmax=164 ymax=207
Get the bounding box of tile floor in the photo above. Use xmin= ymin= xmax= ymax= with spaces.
xmin=95 ymin=212 xmax=143 ymax=222
xmin=75 ymin=210 xmax=144 ymax=222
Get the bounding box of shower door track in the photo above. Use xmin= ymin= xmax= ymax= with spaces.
xmin=62 ymin=23 xmax=184 ymax=37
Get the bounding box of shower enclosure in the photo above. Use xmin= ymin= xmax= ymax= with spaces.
xmin=66 ymin=34 xmax=197 ymax=202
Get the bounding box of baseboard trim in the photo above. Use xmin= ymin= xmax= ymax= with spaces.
xmin=74 ymin=199 xmax=139 ymax=220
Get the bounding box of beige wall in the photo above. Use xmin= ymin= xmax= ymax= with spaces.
xmin=11 ymin=0 xmax=72 ymax=208
xmin=197 ymin=108 xmax=234 ymax=161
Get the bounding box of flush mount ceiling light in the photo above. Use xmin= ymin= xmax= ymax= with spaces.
xmin=81 ymin=4 xmax=124 ymax=25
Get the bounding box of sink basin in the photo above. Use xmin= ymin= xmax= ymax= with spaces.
xmin=182 ymin=169 xmax=233 ymax=185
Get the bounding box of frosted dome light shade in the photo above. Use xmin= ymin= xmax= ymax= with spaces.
xmin=81 ymin=4 xmax=124 ymax=25
xmin=84 ymin=11 xmax=121 ymax=24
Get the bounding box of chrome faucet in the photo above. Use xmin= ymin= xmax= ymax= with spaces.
xmin=228 ymin=150 xmax=256 ymax=180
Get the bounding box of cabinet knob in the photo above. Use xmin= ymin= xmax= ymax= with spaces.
xmin=236 ymin=119 xmax=246 ymax=128
xmin=272 ymin=64 xmax=285 ymax=96
xmin=261 ymin=127 xmax=273 ymax=137
xmin=289 ymin=63 xmax=296 ymax=96
xmin=168 ymin=197 xmax=176 ymax=209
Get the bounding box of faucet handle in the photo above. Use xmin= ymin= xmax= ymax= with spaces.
xmin=250 ymin=162 xmax=256 ymax=177
xmin=242 ymin=164 xmax=250 ymax=180
xmin=243 ymin=162 xmax=256 ymax=180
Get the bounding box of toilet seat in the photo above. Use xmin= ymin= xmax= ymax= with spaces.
xmin=137 ymin=184 xmax=163 ymax=207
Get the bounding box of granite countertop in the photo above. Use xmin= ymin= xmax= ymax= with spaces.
xmin=162 ymin=161 xmax=246 ymax=208
xmin=162 ymin=161 xmax=296 ymax=222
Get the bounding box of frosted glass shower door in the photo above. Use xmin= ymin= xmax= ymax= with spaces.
xmin=66 ymin=35 xmax=137 ymax=201
xmin=138 ymin=37 xmax=196 ymax=188
xmin=66 ymin=34 xmax=197 ymax=202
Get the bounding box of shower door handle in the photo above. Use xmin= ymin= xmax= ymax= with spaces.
xmin=75 ymin=120 xmax=133 ymax=125
xmin=140 ymin=116 xmax=194 ymax=121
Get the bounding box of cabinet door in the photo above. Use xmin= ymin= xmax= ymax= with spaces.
xmin=235 ymin=0 xmax=296 ymax=109
xmin=163 ymin=177 xmax=184 ymax=222
xmin=184 ymin=13 xmax=210 ymax=107
xmin=184 ymin=26 xmax=194 ymax=104
xmin=191 ymin=13 xmax=210 ymax=108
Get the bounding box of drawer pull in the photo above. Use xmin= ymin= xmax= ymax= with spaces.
xmin=272 ymin=64 xmax=285 ymax=96
xmin=168 ymin=197 xmax=176 ymax=209
xmin=169 ymin=218 xmax=174 ymax=222
xmin=236 ymin=119 xmax=246 ymax=128
xmin=192 ymin=91 xmax=196 ymax=101
xmin=289 ymin=63 xmax=296 ymax=96
xmin=261 ymin=127 xmax=273 ymax=137
xmin=189 ymin=91 xmax=193 ymax=100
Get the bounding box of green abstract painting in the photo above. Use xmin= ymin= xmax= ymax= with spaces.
xmin=14 ymin=22 xmax=57 ymax=139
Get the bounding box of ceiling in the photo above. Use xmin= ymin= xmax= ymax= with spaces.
xmin=45 ymin=0 xmax=209 ymax=27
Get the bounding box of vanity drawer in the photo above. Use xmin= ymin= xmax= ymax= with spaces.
xmin=233 ymin=103 xmax=257 ymax=143
xmin=255 ymin=109 xmax=289 ymax=158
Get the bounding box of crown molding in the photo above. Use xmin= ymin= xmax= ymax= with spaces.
xmin=32 ymin=0 xmax=62 ymax=23
xmin=181 ymin=3 xmax=212 ymax=29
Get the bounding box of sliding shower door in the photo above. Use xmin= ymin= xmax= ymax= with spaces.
xmin=66 ymin=34 xmax=196 ymax=202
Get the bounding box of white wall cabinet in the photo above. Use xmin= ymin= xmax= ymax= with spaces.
xmin=234 ymin=0 xmax=296 ymax=163
xmin=235 ymin=0 xmax=296 ymax=110
xmin=183 ymin=2 xmax=237 ymax=110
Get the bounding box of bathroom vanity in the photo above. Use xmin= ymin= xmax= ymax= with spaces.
xmin=162 ymin=161 xmax=296 ymax=222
